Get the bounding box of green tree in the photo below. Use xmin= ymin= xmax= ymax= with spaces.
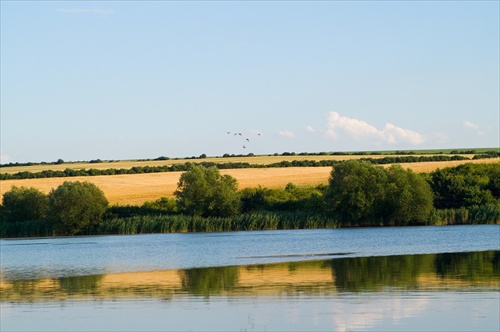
xmin=1 ymin=186 xmax=48 ymax=222
xmin=384 ymin=165 xmax=434 ymax=225
xmin=47 ymin=181 xmax=108 ymax=235
xmin=430 ymin=164 xmax=496 ymax=209
xmin=324 ymin=160 xmax=387 ymax=225
xmin=174 ymin=165 xmax=240 ymax=217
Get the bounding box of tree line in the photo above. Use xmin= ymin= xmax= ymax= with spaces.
xmin=2 ymin=154 xmax=491 ymax=180
xmin=1 ymin=161 xmax=499 ymax=237
xmin=2 ymin=149 xmax=497 ymax=169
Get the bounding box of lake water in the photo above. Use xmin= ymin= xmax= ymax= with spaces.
xmin=1 ymin=225 xmax=499 ymax=331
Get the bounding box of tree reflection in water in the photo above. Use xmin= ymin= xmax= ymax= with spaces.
xmin=330 ymin=254 xmax=433 ymax=292
xmin=331 ymin=251 xmax=500 ymax=292
xmin=58 ymin=275 xmax=104 ymax=296
xmin=1 ymin=251 xmax=498 ymax=303
xmin=180 ymin=266 xmax=239 ymax=297
xmin=434 ymin=251 xmax=500 ymax=281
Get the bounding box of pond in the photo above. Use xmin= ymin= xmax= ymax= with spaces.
xmin=1 ymin=225 xmax=499 ymax=331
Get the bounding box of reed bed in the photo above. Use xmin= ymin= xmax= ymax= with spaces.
xmin=95 ymin=207 xmax=499 ymax=236
xmin=1 ymin=206 xmax=498 ymax=238
xmin=96 ymin=212 xmax=337 ymax=235
xmin=429 ymin=204 xmax=500 ymax=226
xmin=0 ymin=220 xmax=53 ymax=238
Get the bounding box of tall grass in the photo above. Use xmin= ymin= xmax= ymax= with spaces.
xmin=0 ymin=220 xmax=53 ymax=238
xmin=96 ymin=212 xmax=338 ymax=235
xmin=429 ymin=204 xmax=500 ymax=226
xmin=465 ymin=204 xmax=500 ymax=224
xmin=1 ymin=206 xmax=498 ymax=238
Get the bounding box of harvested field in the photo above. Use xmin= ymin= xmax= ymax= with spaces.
xmin=0 ymin=154 xmax=475 ymax=174
xmin=389 ymin=158 xmax=499 ymax=173
xmin=1 ymin=158 xmax=498 ymax=206
xmin=0 ymin=167 xmax=332 ymax=206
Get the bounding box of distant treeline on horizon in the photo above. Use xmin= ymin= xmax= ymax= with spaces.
xmin=1 ymin=148 xmax=498 ymax=168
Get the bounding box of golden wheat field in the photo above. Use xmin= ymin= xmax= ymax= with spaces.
xmin=1 ymin=158 xmax=498 ymax=206
xmin=0 ymin=154 xmax=474 ymax=174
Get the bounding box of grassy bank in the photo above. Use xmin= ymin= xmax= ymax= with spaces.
xmin=2 ymin=207 xmax=498 ymax=238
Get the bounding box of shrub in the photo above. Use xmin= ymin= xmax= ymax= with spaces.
xmin=47 ymin=181 xmax=108 ymax=235
xmin=324 ymin=161 xmax=434 ymax=226
xmin=384 ymin=165 xmax=434 ymax=225
xmin=1 ymin=186 xmax=48 ymax=222
xmin=324 ymin=161 xmax=387 ymax=225
xmin=175 ymin=165 xmax=240 ymax=217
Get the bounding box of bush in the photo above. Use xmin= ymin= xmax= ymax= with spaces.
xmin=1 ymin=186 xmax=48 ymax=222
xmin=47 ymin=181 xmax=109 ymax=235
xmin=429 ymin=163 xmax=498 ymax=209
xmin=175 ymin=165 xmax=240 ymax=217
xmin=141 ymin=197 xmax=177 ymax=214
xmin=324 ymin=161 xmax=434 ymax=226
xmin=324 ymin=161 xmax=387 ymax=225
xmin=384 ymin=165 xmax=434 ymax=225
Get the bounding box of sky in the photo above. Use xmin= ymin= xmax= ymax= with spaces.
xmin=1 ymin=1 xmax=499 ymax=163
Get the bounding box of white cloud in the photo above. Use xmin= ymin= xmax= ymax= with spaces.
xmin=279 ymin=130 xmax=295 ymax=138
xmin=58 ymin=8 xmax=113 ymax=15
xmin=384 ymin=123 xmax=424 ymax=145
xmin=463 ymin=120 xmax=479 ymax=130
xmin=326 ymin=112 xmax=383 ymax=141
xmin=305 ymin=126 xmax=315 ymax=133
xmin=463 ymin=120 xmax=486 ymax=136
xmin=325 ymin=112 xmax=424 ymax=145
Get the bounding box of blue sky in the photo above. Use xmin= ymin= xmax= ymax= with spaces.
xmin=1 ymin=1 xmax=499 ymax=163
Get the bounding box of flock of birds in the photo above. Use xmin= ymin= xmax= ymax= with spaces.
xmin=226 ymin=131 xmax=261 ymax=149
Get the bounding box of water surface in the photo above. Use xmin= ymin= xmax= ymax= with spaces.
xmin=1 ymin=225 xmax=499 ymax=331
xmin=2 ymin=225 xmax=499 ymax=280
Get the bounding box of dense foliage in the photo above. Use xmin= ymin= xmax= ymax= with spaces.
xmin=430 ymin=163 xmax=500 ymax=209
xmin=324 ymin=162 xmax=434 ymax=226
xmin=47 ymin=181 xmax=109 ymax=235
xmin=1 ymin=186 xmax=48 ymax=223
xmin=324 ymin=161 xmax=388 ymax=224
xmin=241 ymin=183 xmax=326 ymax=213
xmin=1 ymin=161 xmax=498 ymax=237
xmin=384 ymin=165 xmax=434 ymax=225
xmin=175 ymin=165 xmax=240 ymax=217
